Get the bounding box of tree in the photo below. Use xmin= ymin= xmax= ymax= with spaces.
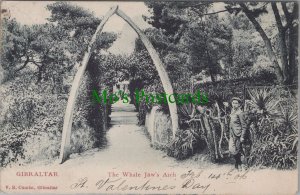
xmin=46 ymin=2 xmax=117 ymax=62
xmin=1 ymin=2 xmax=118 ymax=164
xmin=145 ymin=2 xmax=298 ymax=84
xmin=1 ymin=19 xmax=76 ymax=94
xmin=208 ymin=2 xmax=298 ymax=84
xmin=143 ymin=2 xmax=233 ymax=83
xmin=181 ymin=15 xmax=232 ymax=82
xmin=225 ymin=14 xmax=265 ymax=79
xmin=134 ymin=28 xmax=189 ymax=85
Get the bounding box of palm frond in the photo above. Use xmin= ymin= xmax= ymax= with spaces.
xmin=247 ymin=87 xmax=280 ymax=117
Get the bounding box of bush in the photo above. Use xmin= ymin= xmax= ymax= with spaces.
xmin=248 ymin=134 xmax=297 ymax=169
xmin=0 ymin=81 xmax=66 ymax=166
xmin=165 ymin=86 xmax=297 ymax=169
xmin=245 ymin=88 xmax=298 ymax=169
xmin=166 ymin=129 xmax=196 ymax=160
xmin=0 ymin=71 xmax=110 ymax=167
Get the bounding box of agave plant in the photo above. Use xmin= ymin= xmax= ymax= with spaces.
xmin=181 ymin=129 xmax=197 ymax=153
xmin=247 ymin=87 xmax=280 ymax=118
xmin=275 ymin=102 xmax=298 ymax=133
xmin=178 ymin=103 xmax=196 ymax=122
xmin=166 ymin=129 xmax=197 ymax=160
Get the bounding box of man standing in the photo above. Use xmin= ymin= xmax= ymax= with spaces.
xmin=229 ymin=97 xmax=248 ymax=170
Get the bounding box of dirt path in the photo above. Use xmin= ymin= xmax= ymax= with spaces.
xmin=61 ymin=100 xmax=214 ymax=169
xmin=1 ymin=101 xmax=297 ymax=194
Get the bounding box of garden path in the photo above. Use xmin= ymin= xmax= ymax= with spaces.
xmin=1 ymin=101 xmax=296 ymax=194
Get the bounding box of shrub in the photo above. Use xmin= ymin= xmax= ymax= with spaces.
xmin=166 ymin=103 xmax=207 ymax=160
xmin=246 ymin=88 xmax=297 ymax=169
xmin=248 ymin=133 xmax=297 ymax=169
xmin=166 ymin=129 xmax=197 ymax=160
xmin=0 ymin=71 xmax=110 ymax=167
xmin=0 ymin=84 xmax=66 ymax=166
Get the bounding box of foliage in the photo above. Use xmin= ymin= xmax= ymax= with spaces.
xmin=143 ymin=3 xmax=233 ymax=83
xmin=138 ymin=2 xmax=298 ymax=166
xmin=166 ymin=129 xmax=198 ymax=160
xmin=248 ymin=117 xmax=297 ymax=169
xmin=246 ymin=87 xmax=280 ymax=117
xmin=144 ymin=2 xmax=299 ymax=84
xmin=248 ymin=134 xmax=297 ymax=169
xmin=180 ymin=15 xmax=232 ymax=82
xmin=246 ymin=88 xmax=298 ymax=169
xmin=0 ymin=2 xmax=116 ymax=167
xmin=276 ymin=102 xmax=298 ymax=133
xmin=163 ymin=85 xmax=298 ymax=168
xmin=1 ymin=1 xmax=298 ymax=170
xmin=228 ymin=2 xmax=299 ymax=84
xmin=144 ymin=1 xmax=209 ymax=43
xmin=137 ymin=98 xmax=152 ymax=126
xmin=0 ymin=77 xmax=66 ymax=166
xmin=166 ymin=103 xmax=207 ymax=160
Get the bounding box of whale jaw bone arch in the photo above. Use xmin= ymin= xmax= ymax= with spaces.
xmin=59 ymin=6 xmax=179 ymax=164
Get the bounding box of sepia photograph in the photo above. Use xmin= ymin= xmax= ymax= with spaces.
xmin=0 ymin=1 xmax=298 ymax=194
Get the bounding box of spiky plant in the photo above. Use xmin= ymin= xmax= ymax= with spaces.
xmin=166 ymin=129 xmax=197 ymax=160
xmin=247 ymin=87 xmax=280 ymax=118
xmin=287 ymin=133 xmax=298 ymax=152
xmin=178 ymin=103 xmax=196 ymax=121
xmin=275 ymin=102 xmax=298 ymax=133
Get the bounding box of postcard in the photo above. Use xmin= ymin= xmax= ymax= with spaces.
xmin=0 ymin=1 xmax=298 ymax=194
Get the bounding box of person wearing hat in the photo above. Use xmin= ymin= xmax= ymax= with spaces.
xmin=228 ymin=97 xmax=247 ymax=170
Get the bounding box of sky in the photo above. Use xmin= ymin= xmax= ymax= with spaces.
xmin=2 ymin=1 xmax=152 ymax=54
xmin=2 ymin=1 xmax=151 ymax=31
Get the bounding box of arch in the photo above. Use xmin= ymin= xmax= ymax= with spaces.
xmin=59 ymin=6 xmax=179 ymax=164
